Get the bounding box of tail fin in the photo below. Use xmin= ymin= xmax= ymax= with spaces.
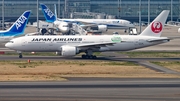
xmin=6 ymin=10 xmax=31 ymax=36
xmin=40 ymin=3 xmax=56 ymax=23
xmin=140 ymin=10 xmax=169 ymax=37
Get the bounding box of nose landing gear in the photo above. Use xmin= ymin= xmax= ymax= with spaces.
xmin=19 ymin=53 xmax=23 ymax=58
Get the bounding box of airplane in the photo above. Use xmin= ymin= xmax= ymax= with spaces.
xmin=165 ymin=21 xmax=180 ymax=33
xmin=5 ymin=10 xmax=170 ymax=59
xmin=0 ymin=10 xmax=31 ymax=42
xmin=39 ymin=3 xmax=135 ymax=34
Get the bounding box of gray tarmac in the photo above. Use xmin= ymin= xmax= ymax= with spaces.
xmin=0 ymin=78 xmax=180 ymax=101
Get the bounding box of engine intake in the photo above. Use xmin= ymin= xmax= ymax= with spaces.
xmin=61 ymin=46 xmax=79 ymax=56
xmin=90 ymin=25 xmax=107 ymax=32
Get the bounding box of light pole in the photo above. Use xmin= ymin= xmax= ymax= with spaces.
xmin=118 ymin=0 xmax=119 ymax=18
xmin=139 ymin=0 xmax=141 ymax=33
xmin=148 ymin=0 xmax=150 ymax=25
xmin=58 ymin=0 xmax=60 ymax=18
xmin=2 ymin=0 xmax=4 ymax=30
xmin=179 ymin=0 xmax=180 ymax=21
xmin=65 ymin=0 xmax=68 ymax=18
xmin=171 ymin=0 xmax=173 ymax=21
xmin=37 ymin=0 xmax=39 ymax=32
xmin=117 ymin=0 xmax=121 ymax=18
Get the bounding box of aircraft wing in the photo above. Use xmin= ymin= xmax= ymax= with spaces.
xmin=80 ymin=24 xmax=99 ymax=29
xmin=70 ymin=20 xmax=104 ymax=29
xmin=77 ymin=42 xmax=116 ymax=48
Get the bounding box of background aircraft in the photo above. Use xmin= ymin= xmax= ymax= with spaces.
xmin=40 ymin=3 xmax=135 ymax=35
xmin=0 ymin=10 xmax=31 ymax=42
xmin=5 ymin=10 xmax=170 ymax=59
xmin=165 ymin=21 xmax=180 ymax=33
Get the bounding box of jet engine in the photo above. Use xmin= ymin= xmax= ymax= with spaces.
xmin=58 ymin=22 xmax=70 ymax=34
xmin=60 ymin=46 xmax=79 ymax=56
xmin=90 ymin=25 xmax=108 ymax=32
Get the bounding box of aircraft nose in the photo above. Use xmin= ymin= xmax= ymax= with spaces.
xmin=5 ymin=43 xmax=13 ymax=49
xmin=5 ymin=43 xmax=10 ymax=48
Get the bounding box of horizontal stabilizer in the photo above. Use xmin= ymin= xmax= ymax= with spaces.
xmin=147 ymin=38 xmax=170 ymax=42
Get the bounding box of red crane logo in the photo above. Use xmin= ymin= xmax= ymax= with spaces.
xmin=151 ymin=21 xmax=162 ymax=33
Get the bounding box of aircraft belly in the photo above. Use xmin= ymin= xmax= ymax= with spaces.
xmin=106 ymin=43 xmax=136 ymax=51
xmin=20 ymin=43 xmax=58 ymax=52
xmin=21 ymin=42 xmax=80 ymax=52
xmin=133 ymin=41 xmax=168 ymax=49
xmin=103 ymin=41 xmax=167 ymax=51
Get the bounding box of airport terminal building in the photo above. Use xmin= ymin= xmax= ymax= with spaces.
xmin=0 ymin=0 xmax=180 ymax=22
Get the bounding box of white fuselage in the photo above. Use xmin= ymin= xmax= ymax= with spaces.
xmin=5 ymin=35 xmax=169 ymax=52
xmin=58 ymin=18 xmax=135 ymax=29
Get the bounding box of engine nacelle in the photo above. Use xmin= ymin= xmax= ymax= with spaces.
xmin=58 ymin=22 xmax=70 ymax=33
xmin=61 ymin=46 xmax=79 ymax=56
xmin=90 ymin=25 xmax=107 ymax=32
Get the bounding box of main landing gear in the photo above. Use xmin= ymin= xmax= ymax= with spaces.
xmin=81 ymin=54 xmax=97 ymax=59
xmin=17 ymin=51 xmax=23 ymax=58
xmin=81 ymin=50 xmax=97 ymax=59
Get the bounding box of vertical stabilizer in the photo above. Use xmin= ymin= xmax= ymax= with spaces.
xmin=140 ymin=10 xmax=169 ymax=37
xmin=40 ymin=3 xmax=56 ymax=23
xmin=5 ymin=10 xmax=31 ymax=36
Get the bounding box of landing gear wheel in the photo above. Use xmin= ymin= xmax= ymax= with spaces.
xmin=19 ymin=54 xmax=23 ymax=58
xmin=82 ymin=50 xmax=97 ymax=59
xmin=82 ymin=54 xmax=86 ymax=59
xmin=81 ymin=54 xmax=97 ymax=59
xmin=41 ymin=28 xmax=47 ymax=35
xmin=92 ymin=55 xmax=97 ymax=59
xmin=124 ymin=30 xmax=127 ymax=33
xmin=18 ymin=53 xmax=23 ymax=58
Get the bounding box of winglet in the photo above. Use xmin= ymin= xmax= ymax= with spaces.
xmin=7 ymin=10 xmax=31 ymax=36
xmin=140 ymin=10 xmax=170 ymax=37
xmin=40 ymin=3 xmax=56 ymax=23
